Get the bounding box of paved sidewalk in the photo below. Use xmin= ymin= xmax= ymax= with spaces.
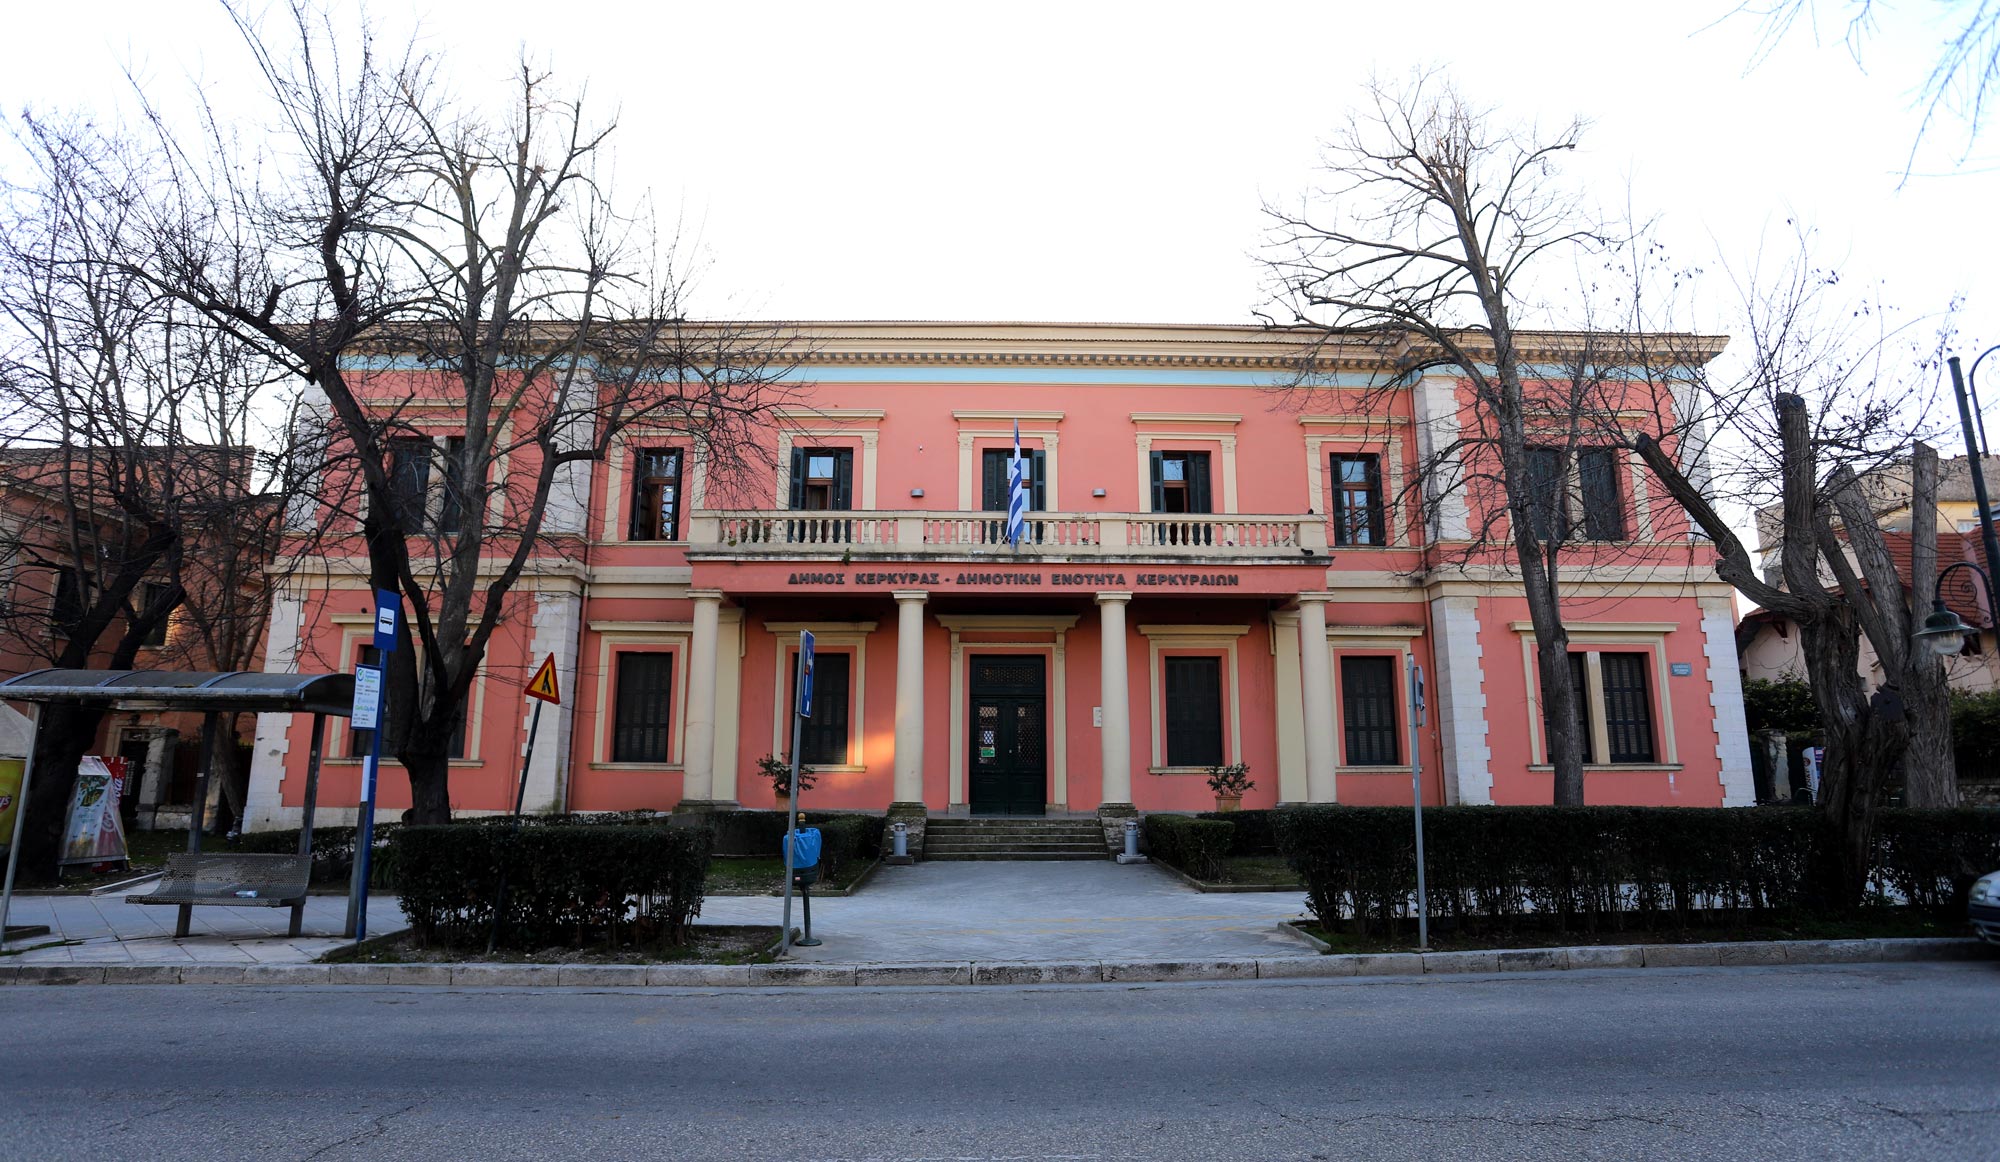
xmin=700 ymin=860 xmax=1315 ymax=963
xmin=2 ymin=892 xmax=404 ymax=966
xmin=3 ymin=860 xmax=1313 ymax=968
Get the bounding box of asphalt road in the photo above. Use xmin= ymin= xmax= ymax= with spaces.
xmin=2 ymin=962 xmax=1997 ymax=1161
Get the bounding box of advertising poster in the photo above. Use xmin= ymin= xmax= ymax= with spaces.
xmin=58 ymin=756 xmax=129 ymax=867
xmin=0 ymin=758 xmax=22 ymax=850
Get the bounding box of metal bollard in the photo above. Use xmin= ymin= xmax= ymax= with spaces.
xmin=1115 ymin=817 xmax=1148 ymax=864
xmin=886 ymin=820 xmax=915 ymax=865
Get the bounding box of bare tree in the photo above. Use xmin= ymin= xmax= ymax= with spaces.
xmin=0 ymin=113 xmax=292 ymax=878
xmin=1634 ymin=240 xmax=1957 ymax=904
xmin=1735 ymin=0 xmax=2000 ymax=170
xmin=1261 ymin=72 xmax=1702 ymax=805
xmin=125 ymin=4 xmax=801 ymax=822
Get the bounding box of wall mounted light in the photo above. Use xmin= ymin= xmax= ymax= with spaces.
xmin=909 ymin=487 xmax=925 ymax=498
xmin=1092 ymin=488 xmax=1107 ymax=498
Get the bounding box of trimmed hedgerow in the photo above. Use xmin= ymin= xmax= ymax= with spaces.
xmin=1274 ymin=805 xmax=2000 ymax=937
xmin=1143 ymin=814 xmax=1236 ymax=882
xmin=236 ymin=825 xmax=400 ymax=888
xmin=394 ymin=824 xmax=712 ymax=949
xmin=1194 ymin=809 xmax=1279 ymax=856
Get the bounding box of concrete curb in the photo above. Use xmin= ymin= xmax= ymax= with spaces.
xmin=0 ymin=937 xmax=1989 ymax=988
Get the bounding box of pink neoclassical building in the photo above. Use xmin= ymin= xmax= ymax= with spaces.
xmin=242 ymin=322 xmax=1755 ymax=834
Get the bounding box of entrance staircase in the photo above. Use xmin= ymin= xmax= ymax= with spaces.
xmin=923 ymin=817 xmax=1106 ymax=861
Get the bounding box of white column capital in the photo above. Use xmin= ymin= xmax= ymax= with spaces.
xmin=1296 ymin=591 xmax=1334 ymax=607
xmin=1095 ymin=591 xmax=1133 ymax=606
xmin=688 ymin=588 xmax=725 ymax=604
xmin=892 ymin=589 xmax=929 ymax=604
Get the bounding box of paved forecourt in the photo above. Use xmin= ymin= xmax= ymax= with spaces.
xmin=699 ymin=860 xmax=1314 ymax=963
xmin=5 ymin=860 xmax=1310 ymax=968
xmin=2 ymin=891 xmax=405 ymax=966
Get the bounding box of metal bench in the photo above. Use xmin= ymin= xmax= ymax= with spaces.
xmin=129 ymin=854 xmax=313 ymax=935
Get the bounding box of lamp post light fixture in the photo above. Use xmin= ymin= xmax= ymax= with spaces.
xmin=1947 ymin=347 xmax=2000 ymax=621
xmin=1913 ymin=560 xmax=1992 ymax=657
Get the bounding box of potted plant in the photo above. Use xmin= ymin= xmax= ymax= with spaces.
xmin=1205 ymin=762 xmax=1254 ymax=812
xmin=756 ymin=753 xmax=818 ymax=811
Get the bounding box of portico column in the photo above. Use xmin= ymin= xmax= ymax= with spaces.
xmin=1096 ymin=592 xmax=1134 ymax=807
xmin=891 ymin=590 xmax=928 ymax=807
xmin=1298 ymin=593 xmax=1338 ymax=803
xmin=679 ymin=589 xmax=723 ymax=807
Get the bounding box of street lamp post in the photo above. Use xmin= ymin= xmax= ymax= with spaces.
xmin=1947 ymin=348 xmax=2000 ymax=620
xmin=1912 ymin=561 xmax=1993 ymax=657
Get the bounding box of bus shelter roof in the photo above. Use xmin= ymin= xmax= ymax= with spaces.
xmin=0 ymin=669 xmax=355 ymax=716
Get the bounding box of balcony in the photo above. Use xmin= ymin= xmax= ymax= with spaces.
xmin=684 ymin=510 xmax=1329 ymax=562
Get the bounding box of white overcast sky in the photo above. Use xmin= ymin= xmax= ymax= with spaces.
xmin=2 ymin=2 xmax=1993 ymax=351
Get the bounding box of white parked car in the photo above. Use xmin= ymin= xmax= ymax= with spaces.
xmin=1972 ymin=871 xmax=2000 ymax=946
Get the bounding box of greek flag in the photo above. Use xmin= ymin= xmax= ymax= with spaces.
xmin=1006 ymin=420 xmax=1028 ymax=549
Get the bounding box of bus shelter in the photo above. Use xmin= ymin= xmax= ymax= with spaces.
xmin=0 ymin=670 xmax=356 ymax=948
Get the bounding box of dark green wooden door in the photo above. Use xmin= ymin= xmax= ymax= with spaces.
xmin=969 ymin=655 xmax=1047 ymax=816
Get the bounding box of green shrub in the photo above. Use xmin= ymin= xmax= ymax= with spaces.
xmin=1271 ymin=805 xmax=1888 ymax=937
xmin=1195 ymin=809 xmax=1278 ymax=855
xmin=1143 ymin=814 xmax=1235 ymax=882
xmin=1873 ymin=809 xmax=2000 ymax=910
xmin=393 ymin=824 xmax=713 ymax=949
xmin=1951 ymin=689 xmax=2000 ymax=777
xmin=236 ymin=824 xmax=400 ymax=888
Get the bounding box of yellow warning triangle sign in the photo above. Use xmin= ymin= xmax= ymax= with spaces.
xmin=525 ymin=654 xmax=562 ymax=705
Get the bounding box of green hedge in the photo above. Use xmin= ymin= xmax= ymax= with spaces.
xmin=1273 ymin=805 xmax=2000 ymax=937
xmin=393 ymin=824 xmax=713 ymax=949
xmin=686 ymin=810 xmax=882 ymax=862
xmin=235 ymin=825 xmax=400 ymax=888
xmin=1194 ymin=809 xmax=1279 ymax=856
xmin=1143 ymin=814 xmax=1236 ymax=882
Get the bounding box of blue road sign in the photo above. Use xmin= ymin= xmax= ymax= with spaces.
xmin=372 ymin=588 xmax=401 ymax=654
xmin=798 ymin=630 xmax=815 ymax=718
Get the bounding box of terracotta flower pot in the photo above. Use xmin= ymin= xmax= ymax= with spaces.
xmin=1214 ymin=794 xmax=1242 ymax=813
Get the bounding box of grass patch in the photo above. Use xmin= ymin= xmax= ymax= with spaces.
xmin=1296 ymin=909 xmax=1979 ymax=954
xmin=319 ymin=923 xmax=784 ymax=965
xmin=1153 ymin=853 xmax=1303 ymax=889
xmin=704 ymin=855 xmax=875 ymax=895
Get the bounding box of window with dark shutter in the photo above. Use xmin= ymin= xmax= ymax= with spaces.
xmin=1149 ymin=451 xmax=1212 ymax=514
xmin=1331 ymin=454 xmax=1385 ymax=546
xmin=387 ymin=437 xmax=433 ymax=529
xmin=790 ymin=651 xmax=852 ymax=766
xmin=1578 ymin=448 xmax=1625 ymax=541
xmin=980 ymin=448 xmax=1046 ymax=511
xmin=52 ymin=567 xmax=86 ymax=637
xmin=790 ymin=448 xmax=853 ymax=511
xmin=1340 ymin=655 xmax=1399 ymax=766
xmin=437 ymin=436 xmax=468 ymax=535
xmin=1164 ymin=655 xmax=1224 ymax=767
xmin=1526 ymin=446 xmax=1568 ymax=542
xmin=139 ymin=581 xmax=171 ymax=648
xmin=630 ymin=448 xmax=684 ymax=541
xmin=1600 ymin=652 xmax=1657 ymax=763
xmin=612 ymin=653 xmax=674 ymax=763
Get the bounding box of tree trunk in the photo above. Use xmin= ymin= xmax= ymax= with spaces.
xmin=16 ymin=703 xmax=108 ymax=884
xmin=1900 ymin=443 xmax=1958 ymax=806
xmin=398 ymin=715 xmax=456 ymax=825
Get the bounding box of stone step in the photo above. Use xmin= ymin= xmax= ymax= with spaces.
xmin=924 ymin=843 xmax=1105 ymax=855
xmin=924 ymin=851 xmax=1107 ymax=862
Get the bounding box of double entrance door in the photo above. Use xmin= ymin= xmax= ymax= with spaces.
xmin=968 ymin=655 xmax=1046 ymax=816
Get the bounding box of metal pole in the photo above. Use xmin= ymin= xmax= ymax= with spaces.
xmin=486 ymin=699 xmax=543 ymax=955
xmin=179 ymin=713 xmax=220 ymax=938
xmin=346 ymin=702 xmax=386 ymax=942
xmin=780 ymin=669 xmax=805 ymax=957
xmin=290 ymin=714 xmax=326 ymax=938
xmin=1408 ymin=657 xmax=1429 ymax=952
xmin=0 ymin=704 xmax=44 ymax=953
xmin=1949 ymin=356 xmax=2000 ymax=619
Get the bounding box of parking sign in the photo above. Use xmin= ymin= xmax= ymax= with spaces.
xmin=797 ymin=630 xmax=815 ymax=718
